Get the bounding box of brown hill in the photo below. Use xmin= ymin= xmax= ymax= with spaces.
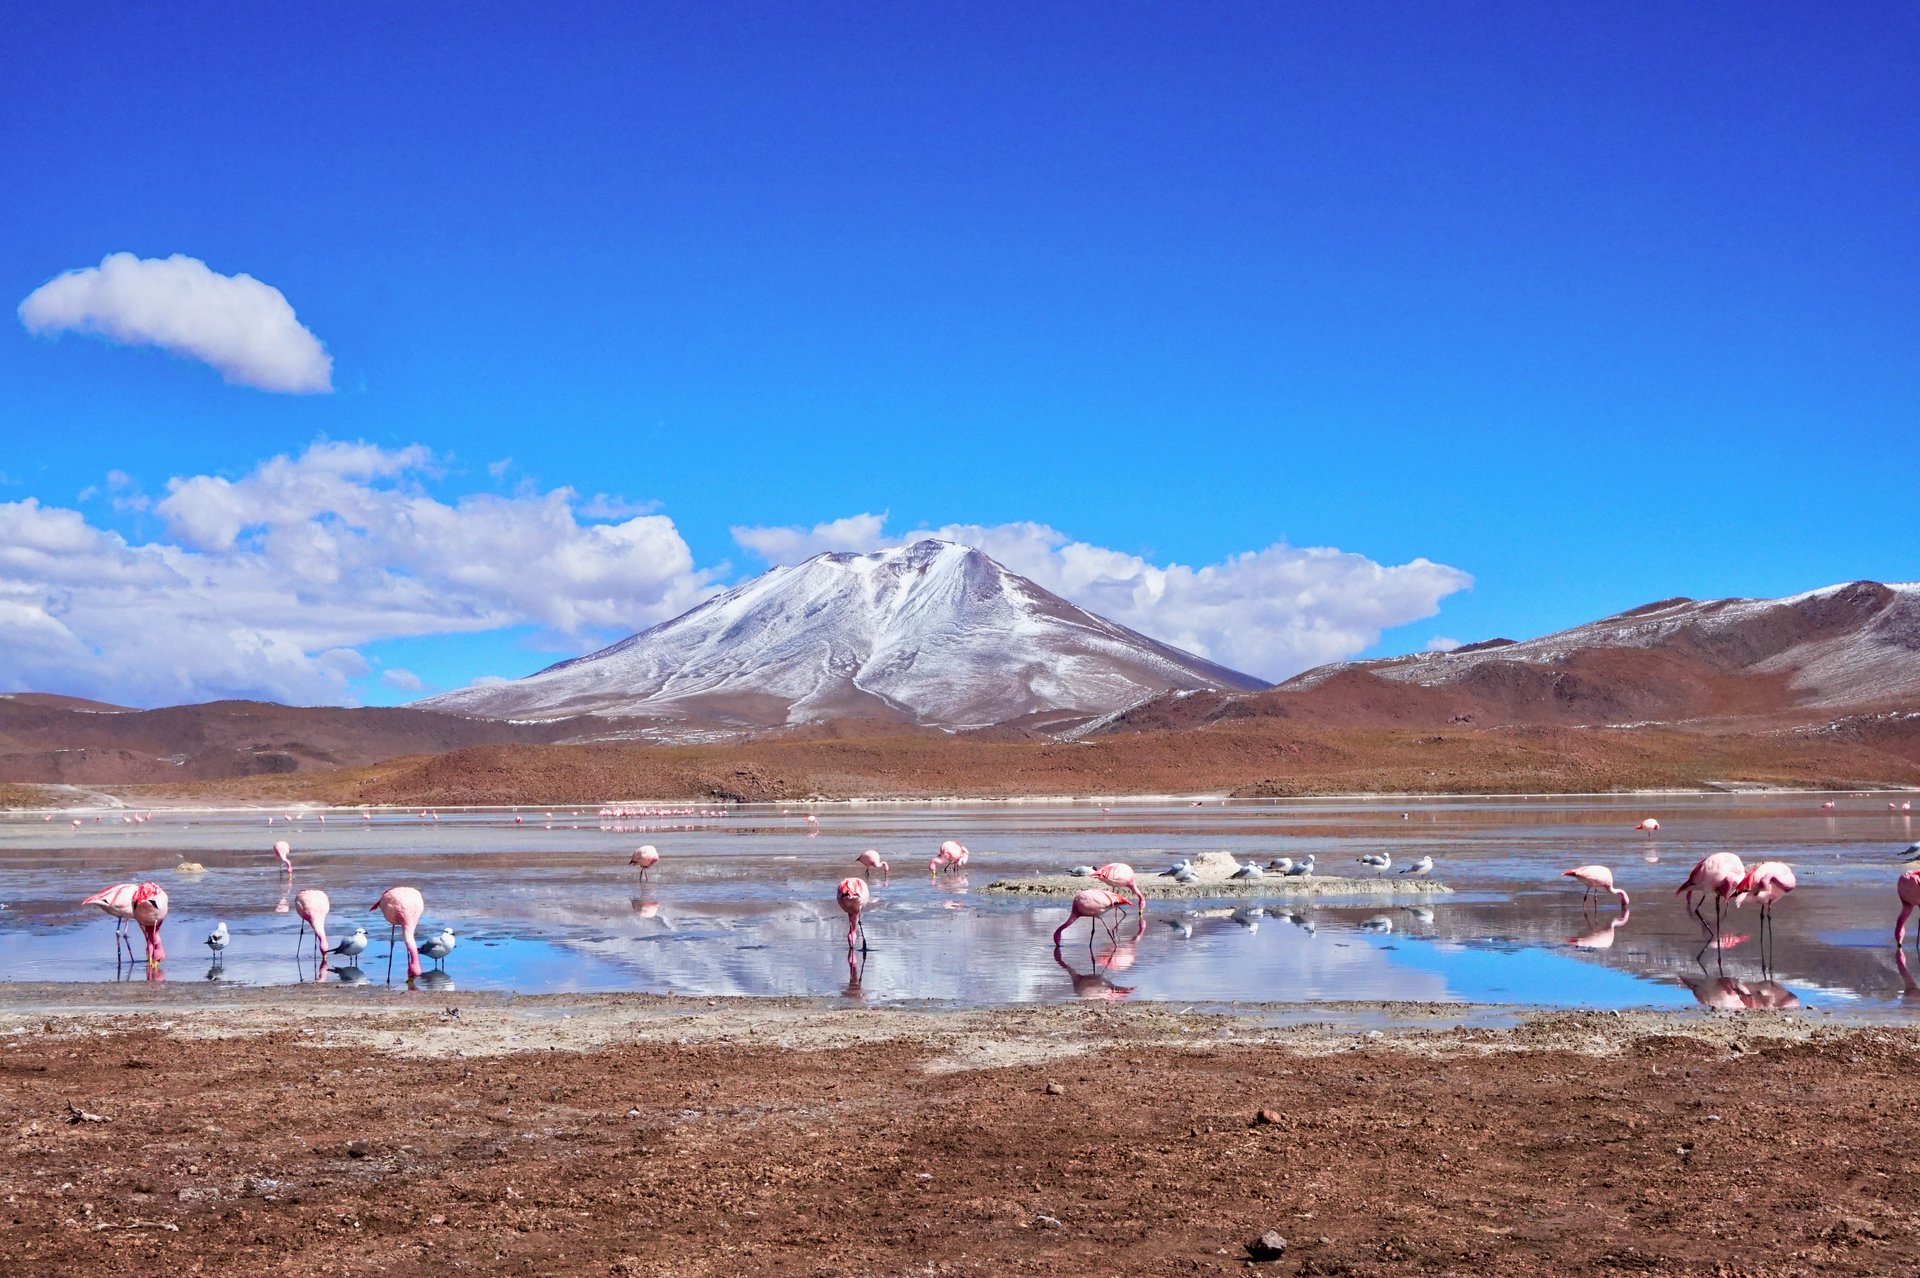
xmin=0 ymin=697 xmax=593 ymax=784
xmin=1092 ymin=579 xmax=1920 ymax=736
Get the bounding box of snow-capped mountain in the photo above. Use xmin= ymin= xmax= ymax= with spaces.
xmin=418 ymin=540 xmax=1267 ymax=728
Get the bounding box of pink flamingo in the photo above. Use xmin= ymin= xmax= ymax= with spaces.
xmin=1635 ymin=818 xmax=1660 ymax=833
xmin=370 ymin=886 xmax=425 ymax=980
xmin=1821 ymin=801 xmax=1836 ymax=811
xmin=930 ymin=840 xmax=969 ymax=874
xmin=1562 ymin=864 xmax=1630 ymax=911
xmin=1093 ymin=862 xmax=1145 ymax=911
xmin=836 ymin=877 xmax=871 ymax=952
xmin=629 ymin=845 xmax=660 ymax=877
xmin=294 ymin=888 xmax=332 ymax=962
xmin=1895 ymin=869 xmax=1920 ymax=947
xmin=1052 ymin=888 xmax=1129 ymax=952
xmin=1676 ymin=852 xmax=1746 ymax=934
xmin=856 ymin=849 xmax=890 ymax=880
xmin=131 ymin=883 xmax=167 ymax=964
xmin=81 ymin=882 xmax=139 ymax=960
xmin=1735 ymin=862 xmax=1796 ymax=920
xmin=272 ymin=839 xmax=293 ymax=872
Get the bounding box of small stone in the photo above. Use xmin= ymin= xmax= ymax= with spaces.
xmin=1045 ymin=1082 xmax=1066 ymax=1096
xmin=1035 ymin=1214 xmax=1064 ymax=1230
xmin=345 ymin=1141 xmax=370 ymax=1159
xmin=1246 ymin=1231 xmax=1288 ymax=1261
xmin=1253 ymin=1109 xmax=1283 ymax=1126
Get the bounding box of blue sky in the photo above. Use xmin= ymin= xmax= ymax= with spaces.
xmin=3 ymin=3 xmax=1916 ymax=706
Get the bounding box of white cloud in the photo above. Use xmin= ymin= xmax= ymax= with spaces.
xmin=4 ymin=447 xmax=1472 ymax=705
xmin=730 ymin=513 xmax=890 ymax=563
xmin=732 ymin=516 xmax=1471 ymax=681
xmin=19 ymin=252 xmax=333 ymax=393
xmin=1425 ymin=635 xmax=1463 ymax=653
xmin=0 ymin=442 xmax=719 ymax=706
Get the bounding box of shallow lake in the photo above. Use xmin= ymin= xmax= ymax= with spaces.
xmin=3 ymin=793 xmax=1918 ymax=1013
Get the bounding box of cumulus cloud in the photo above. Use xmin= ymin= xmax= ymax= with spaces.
xmin=0 ymin=442 xmax=719 ymax=706
xmin=19 ymin=252 xmax=333 ymax=393
xmin=381 ymin=668 xmax=426 ymax=692
xmin=731 ymin=516 xmax=1471 ymax=681
xmin=730 ymin=513 xmax=890 ymax=564
xmin=1425 ymin=636 xmax=1464 ymax=653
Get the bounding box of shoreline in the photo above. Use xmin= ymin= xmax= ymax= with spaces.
xmin=5 ymin=783 xmax=1918 ymax=815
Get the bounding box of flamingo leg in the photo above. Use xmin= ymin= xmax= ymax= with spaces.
xmin=858 ymin=917 xmax=869 ymax=955
xmin=386 ymin=922 xmax=397 ymax=982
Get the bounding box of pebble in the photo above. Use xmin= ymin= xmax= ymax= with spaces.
xmin=1044 ymin=1081 xmax=1066 ymax=1096
xmin=1253 ymin=1109 xmax=1284 ymax=1126
xmin=1245 ymin=1231 xmax=1288 ymax=1262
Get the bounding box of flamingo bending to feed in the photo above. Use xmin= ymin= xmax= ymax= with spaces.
xmin=836 ymin=877 xmax=871 ymax=952
xmin=1562 ymin=865 xmax=1630 ymax=911
xmin=81 ymin=882 xmax=139 ymax=959
xmin=1636 ymin=818 xmax=1660 ymax=832
xmin=1896 ymin=870 xmax=1920 ymax=947
xmin=130 ymin=883 xmax=168 ymax=964
xmin=370 ymin=886 xmax=425 ymax=979
xmin=856 ymin=849 xmax=890 ymax=880
xmin=1735 ymin=861 xmax=1796 ymax=920
xmin=1676 ymin=852 xmax=1746 ymax=933
xmin=1052 ymin=888 xmax=1129 ymax=951
xmin=629 ymin=845 xmax=660 ymax=876
xmin=273 ymin=840 xmax=293 ymax=872
xmin=294 ymin=888 xmax=332 ymax=960
xmin=930 ymin=840 xmax=969 ymax=873
xmin=1093 ymin=862 xmax=1145 ymax=911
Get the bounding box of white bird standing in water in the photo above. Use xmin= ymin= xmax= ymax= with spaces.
xmin=1358 ymin=852 xmax=1392 ymax=872
xmin=328 ymin=927 xmax=369 ymax=961
xmin=1400 ymin=855 xmax=1435 ymax=876
xmin=204 ymin=921 xmax=229 ymax=958
xmin=418 ymin=928 xmax=457 ymax=969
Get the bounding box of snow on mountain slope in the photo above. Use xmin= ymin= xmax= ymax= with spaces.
xmin=1287 ymin=579 xmax=1920 ymax=713
xmin=418 ymin=540 xmax=1268 ymax=728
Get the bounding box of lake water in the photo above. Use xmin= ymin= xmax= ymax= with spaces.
xmin=3 ymin=793 xmax=1918 ymax=1012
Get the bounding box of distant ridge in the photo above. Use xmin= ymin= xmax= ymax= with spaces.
xmin=1096 ymin=579 xmax=1920 ymax=734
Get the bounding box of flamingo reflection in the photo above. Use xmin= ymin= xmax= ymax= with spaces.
xmin=1568 ymin=907 xmax=1631 ymax=950
xmin=1682 ymin=973 xmax=1799 ymax=1010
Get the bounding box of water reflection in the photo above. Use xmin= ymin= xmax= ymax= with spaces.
xmin=6 ymin=794 xmax=1920 ymax=1012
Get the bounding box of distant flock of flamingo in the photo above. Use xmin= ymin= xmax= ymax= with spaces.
xmin=70 ymin=802 xmax=1920 ymax=991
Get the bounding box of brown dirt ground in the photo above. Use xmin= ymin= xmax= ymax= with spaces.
xmin=5 ymin=994 xmax=1920 ymax=1276
xmin=78 ymin=714 xmax=1920 ymax=809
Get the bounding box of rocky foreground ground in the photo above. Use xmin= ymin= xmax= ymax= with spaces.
xmin=3 ymin=988 xmax=1918 ymax=1276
